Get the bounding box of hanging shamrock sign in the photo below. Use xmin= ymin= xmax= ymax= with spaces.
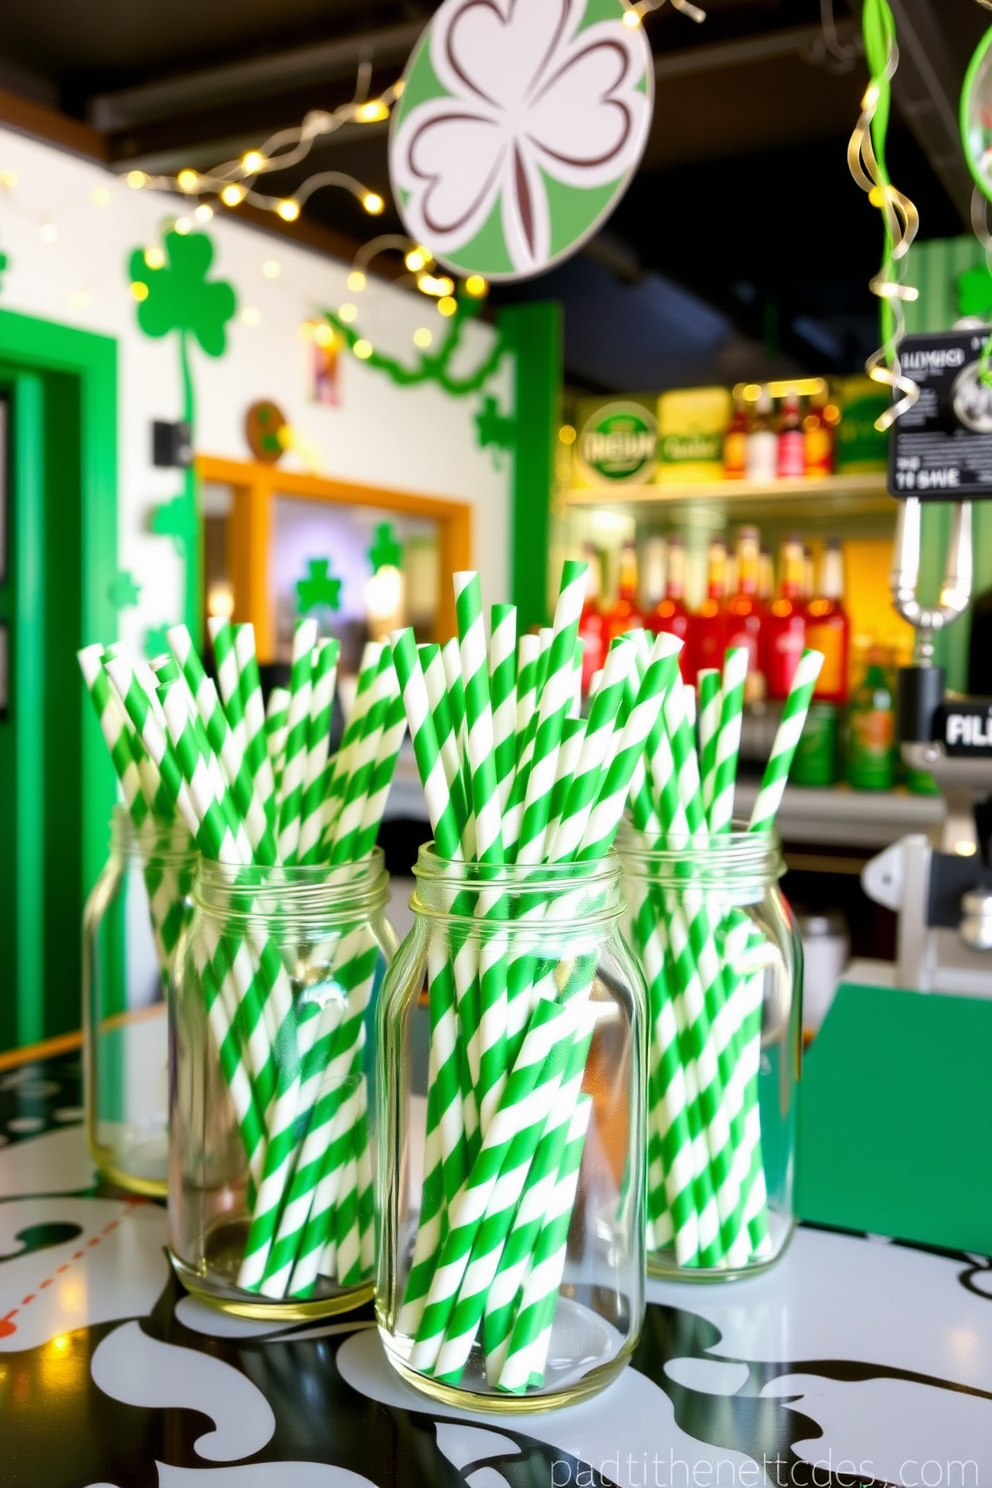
xmin=388 ymin=0 xmax=654 ymax=281
xmin=127 ymin=229 xmax=237 ymax=647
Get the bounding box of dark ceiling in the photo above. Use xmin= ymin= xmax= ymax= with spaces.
xmin=0 ymin=0 xmax=988 ymax=392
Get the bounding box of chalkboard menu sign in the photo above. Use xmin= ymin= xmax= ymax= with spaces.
xmin=889 ymin=329 xmax=992 ymax=500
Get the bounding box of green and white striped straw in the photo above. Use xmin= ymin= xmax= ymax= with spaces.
xmin=749 ymin=649 xmax=824 ymax=833
xmin=697 ymin=668 xmax=721 ymax=820
xmin=707 ymin=648 xmax=749 ymax=835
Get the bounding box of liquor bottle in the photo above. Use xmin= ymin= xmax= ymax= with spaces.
xmin=642 ymin=536 xmax=666 ymax=613
xmin=804 ymin=387 xmax=835 ymax=477
xmin=724 ymin=526 xmax=766 ymax=701
xmin=745 ymin=388 xmax=777 ymax=482
xmin=846 ymin=647 xmax=894 ymax=790
xmin=777 ymin=387 xmax=806 ymax=479
xmin=604 ymin=540 xmax=644 ymax=647
xmin=763 ymin=535 xmax=807 ymax=700
xmin=689 ymin=537 xmax=728 ymax=681
xmin=578 ymin=544 xmax=606 ymax=694
xmin=724 ymin=393 xmax=748 ymax=479
xmin=758 ymin=545 xmax=775 ymax=604
xmin=802 ymin=545 xmax=815 ymax=602
xmin=648 ymin=533 xmax=691 ymax=675
xmin=804 ymin=537 xmax=850 ymax=703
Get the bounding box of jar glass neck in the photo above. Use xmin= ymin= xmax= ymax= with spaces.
xmin=412 ymin=845 xmax=624 ymax=923
xmin=617 ymin=823 xmax=784 ymax=896
xmin=195 ymin=850 xmax=390 ymax=925
xmin=111 ymin=806 xmax=195 ymax=863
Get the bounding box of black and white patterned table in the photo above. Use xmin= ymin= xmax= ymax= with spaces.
xmin=2 ymin=1052 xmax=991 ymax=1488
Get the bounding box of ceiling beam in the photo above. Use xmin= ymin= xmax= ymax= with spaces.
xmin=653 ymin=19 xmax=861 ymax=79
xmin=0 ymin=86 xmax=105 ymax=162
xmin=89 ymin=21 xmax=423 ymax=132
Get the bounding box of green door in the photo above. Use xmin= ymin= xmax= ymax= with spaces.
xmin=0 ymin=312 xmax=119 ymax=1053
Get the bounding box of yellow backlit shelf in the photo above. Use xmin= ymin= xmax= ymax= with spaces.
xmin=559 ymin=471 xmax=892 ymax=523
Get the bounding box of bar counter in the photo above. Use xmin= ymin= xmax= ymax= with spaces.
xmin=1 ymin=1042 xmax=990 ymax=1487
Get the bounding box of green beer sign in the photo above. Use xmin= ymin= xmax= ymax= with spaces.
xmin=577 ymin=402 xmax=657 ymax=485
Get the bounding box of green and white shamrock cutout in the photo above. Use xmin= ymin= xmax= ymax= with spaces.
xmin=389 ymin=0 xmax=654 ymax=281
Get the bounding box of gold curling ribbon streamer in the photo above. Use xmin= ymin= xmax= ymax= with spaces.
xmin=623 ymin=0 xmax=707 ymax=27
xmin=847 ymin=0 xmax=920 ymax=432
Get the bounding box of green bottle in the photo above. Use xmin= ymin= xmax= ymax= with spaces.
xmin=791 ymin=702 xmax=839 ymax=786
xmin=846 ymin=649 xmax=894 ymax=790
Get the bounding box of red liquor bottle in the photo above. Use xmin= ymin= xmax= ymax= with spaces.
xmin=724 ymin=526 xmax=766 ymax=701
xmin=604 ymin=541 xmax=644 ymax=647
xmin=688 ymin=537 xmax=727 ymax=682
xmin=764 ymin=535 xmax=807 ymax=700
xmin=648 ymin=534 xmax=691 ymax=677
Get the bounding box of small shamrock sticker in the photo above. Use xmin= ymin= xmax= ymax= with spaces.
xmin=128 ymin=231 xmax=237 ymax=356
xmin=151 ymin=492 xmax=198 ymax=558
xmin=959 ymin=264 xmax=992 ymax=322
xmin=145 ymin=624 xmax=171 ymax=661
xmin=368 ymin=522 xmax=403 ymax=573
xmin=297 ymin=558 xmax=342 ymax=614
xmin=109 ymin=570 xmax=141 ymax=610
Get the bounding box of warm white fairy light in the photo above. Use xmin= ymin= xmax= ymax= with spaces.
xmin=112 ymin=63 xmax=401 ymax=230
xmin=91 ymin=186 xmax=113 ymax=207
xmin=39 ymin=222 xmax=57 ymax=242
xmin=314 ymin=322 xmax=336 ymax=348
xmin=413 ymin=327 xmax=433 ymax=348
xmin=144 ymin=245 xmax=166 ymax=269
xmin=262 ymin=259 xmax=281 ymax=279
xmin=174 ymin=215 xmax=193 ymax=234
xmin=338 ymin=303 xmax=358 ymax=323
xmin=347 ymin=270 xmax=367 ymax=292
xmin=194 ymin=203 xmax=214 ymax=223
xmin=240 ymin=306 xmax=262 ymax=327
xmin=353 ymin=338 xmax=373 ymax=359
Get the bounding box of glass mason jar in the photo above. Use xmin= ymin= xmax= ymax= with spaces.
xmin=170 ymin=852 xmax=395 ymax=1320
xmin=618 ymin=825 xmax=801 ymax=1280
xmin=376 ymin=846 xmax=648 ymax=1412
xmin=83 ymin=808 xmax=196 ymax=1196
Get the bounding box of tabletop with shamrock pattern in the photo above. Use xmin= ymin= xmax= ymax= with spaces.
xmin=2 ymin=1047 xmax=991 ymax=1488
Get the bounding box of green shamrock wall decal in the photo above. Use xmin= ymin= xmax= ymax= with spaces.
xmin=127 ymin=229 xmax=237 ymax=650
xmin=959 ymin=263 xmax=992 ymax=322
xmin=369 ymin=522 xmax=403 ymax=572
xmin=109 ymin=570 xmax=141 ymax=610
xmin=297 ymin=558 xmax=342 ymax=614
xmin=128 ymin=231 xmax=237 ymax=357
xmin=474 ymin=394 xmax=516 ymax=466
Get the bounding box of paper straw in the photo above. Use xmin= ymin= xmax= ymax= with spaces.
xmin=276 ymin=620 xmax=318 ymax=864
xmin=697 ymin=669 xmax=721 ymax=820
xmin=707 ymin=648 xmax=749 ymax=835
xmin=749 ymin=649 xmax=824 ymax=833
xmin=489 ymin=603 xmax=518 ymax=816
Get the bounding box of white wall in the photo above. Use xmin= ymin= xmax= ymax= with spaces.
xmin=0 ymin=126 xmax=512 ymax=651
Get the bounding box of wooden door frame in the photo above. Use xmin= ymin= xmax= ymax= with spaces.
xmin=197 ymin=455 xmax=473 ymax=658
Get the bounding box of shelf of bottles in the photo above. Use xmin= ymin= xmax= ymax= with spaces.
xmin=554 ymin=378 xmax=920 ymax=798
